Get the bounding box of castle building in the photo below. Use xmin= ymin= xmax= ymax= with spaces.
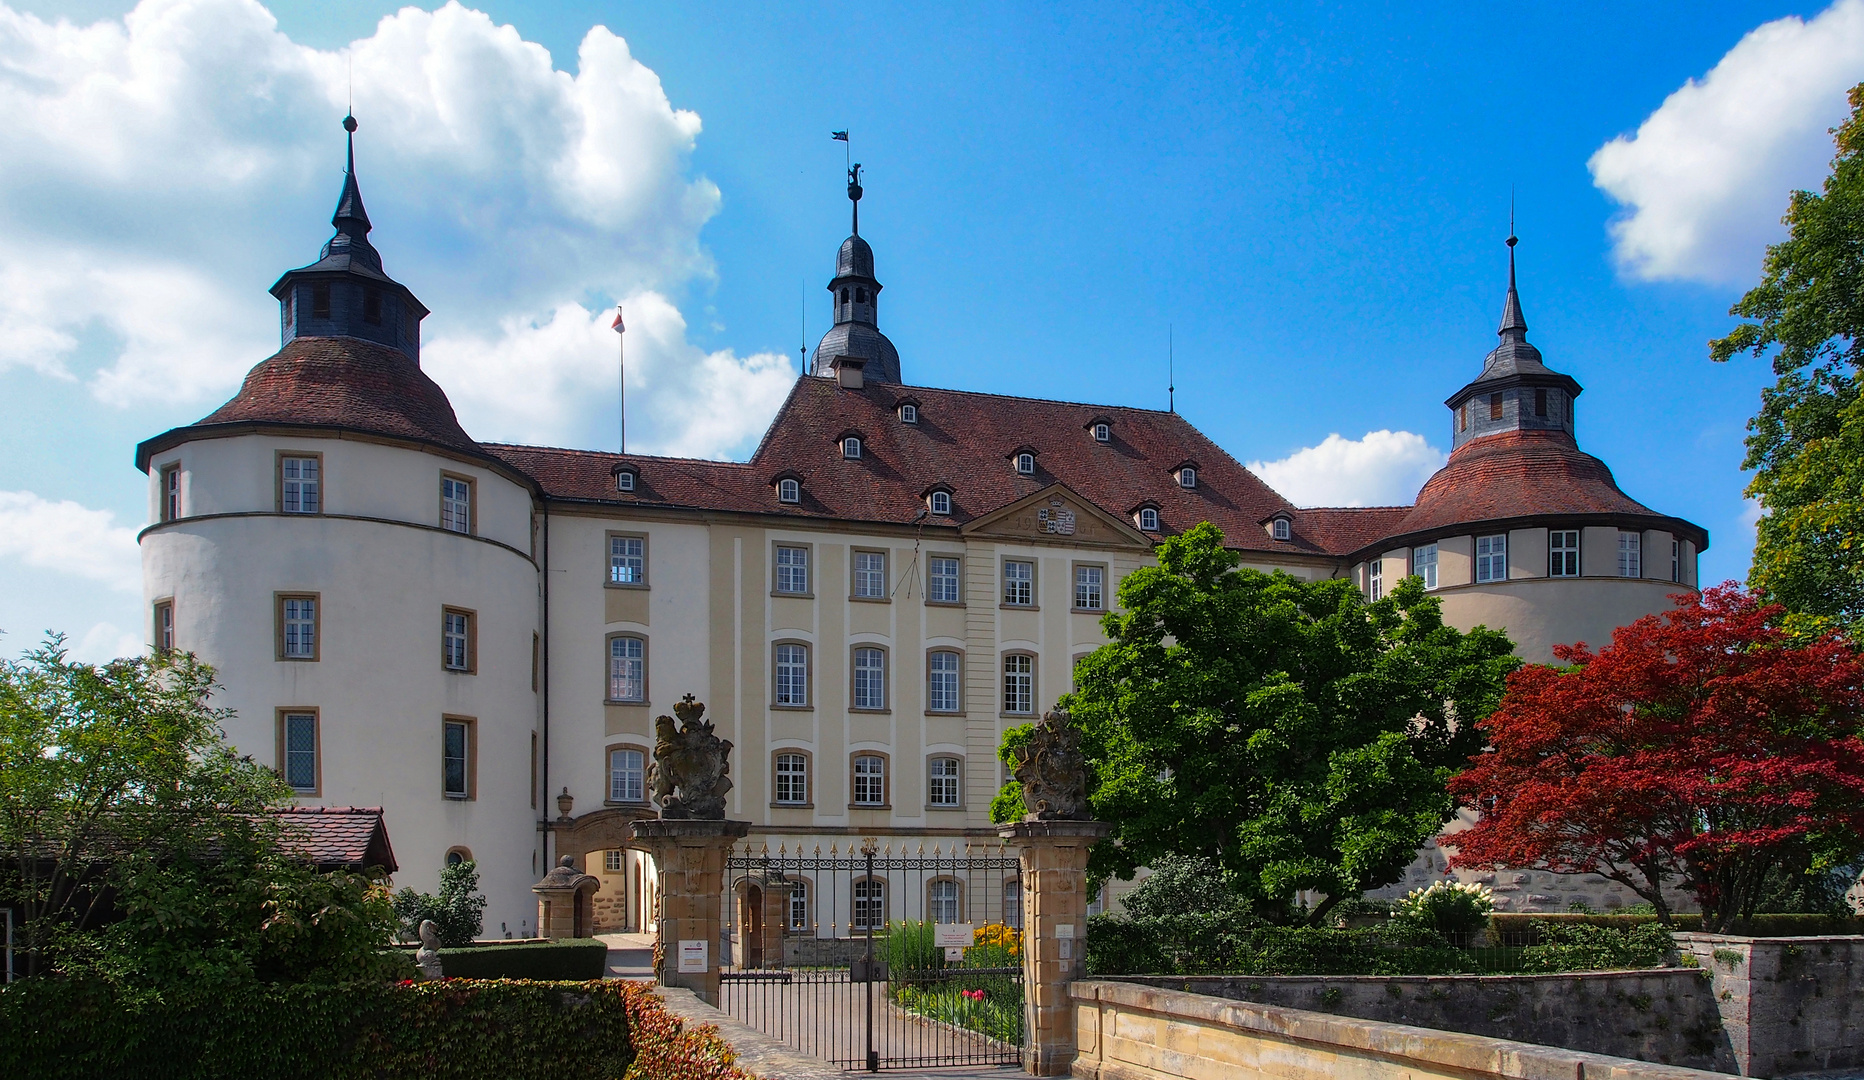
xmin=136 ymin=128 xmax=1706 ymax=932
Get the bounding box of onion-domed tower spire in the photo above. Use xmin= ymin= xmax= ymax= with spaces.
xmin=269 ymin=115 xmax=429 ymax=363
xmin=810 ymin=163 xmax=901 ymax=384
xmin=1443 ymin=232 xmax=1581 ymax=449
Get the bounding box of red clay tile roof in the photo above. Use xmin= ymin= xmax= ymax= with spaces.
xmin=1377 ymin=429 xmax=1706 ymax=551
xmin=490 ymin=378 xmax=1327 ymax=556
xmin=1292 ymin=506 xmax=1416 ymax=556
xmin=137 ymin=336 xmax=479 ymax=469
xmin=270 ymin=806 xmax=398 ymax=873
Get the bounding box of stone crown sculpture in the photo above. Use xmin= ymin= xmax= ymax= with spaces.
xmin=648 ymin=694 xmax=734 ymax=819
xmin=413 ymin=918 xmax=443 ymax=981
xmin=1014 ymin=707 xmax=1091 ymax=820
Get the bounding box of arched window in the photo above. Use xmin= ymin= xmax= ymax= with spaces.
xmin=608 ymin=636 xmax=645 ymax=702
xmin=1178 ymin=467 xmax=1197 ymax=489
xmin=1015 ymin=453 xmax=1035 ymax=475
xmin=445 ymin=847 xmax=472 ymax=868
xmin=1138 ymin=507 xmax=1159 ymax=532
xmin=609 ymin=746 xmax=646 ymax=802
xmin=928 ymin=756 xmax=961 ymax=807
xmin=852 ymin=754 xmax=887 ymax=806
xmin=852 ymin=648 xmax=887 ymax=710
xmin=1272 ymin=518 xmax=1290 ymax=541
xmin=927 ymin=651 xmax=961 ymax=713
xmin=616 ymin=470 xmax=636 ymax=492
xmin=1093 ymin=423 xmax=1110 ymax=443
xmin=899 ymin=404 xmax=917 ymax=423
xmin=774 ymin=644 xmax=809 ymax=706
xmin=843 ymin=437 xmax=862 ymax=459
xmin=1003 ymin=654 xmax=1034 ymax=715
xmin=929 ymin=490 xmax=951 ymax=516
xmin=774 ymin=751 xmax=810 ymax=805
xmin=777 ymin=478 xmax=800 ymax=504
xmin=841 ymin=288 xmax=850 ymax=304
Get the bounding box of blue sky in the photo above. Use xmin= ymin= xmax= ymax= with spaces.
xmin=4 ymin=0 xmax=1860 ymax=659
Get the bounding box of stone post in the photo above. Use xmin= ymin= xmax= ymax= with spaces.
xmin=532 ymin=855 xmax=598 ymax=939
xmin=999 ymin=818 xmax=1112 ymax=1077
xmin=631 ymin=818 xmax=751 ymax=1005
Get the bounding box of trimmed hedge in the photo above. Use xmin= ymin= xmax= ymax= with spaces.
xmin=1086 ymin=913 xmax=1467 ymax=977
xmin=0 ymin=977 xmax=743 ymax=1080
xmin=1489 ymin=912 xmax=1864 ymax=940
xmin=426 ymin=939 xmax=610 ymax=980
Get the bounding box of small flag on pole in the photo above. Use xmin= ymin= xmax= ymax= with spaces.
xmin=831 ymin=130 xmax=849 ymax=142
xmin=611 ymin=306 xmax=625 ymax=334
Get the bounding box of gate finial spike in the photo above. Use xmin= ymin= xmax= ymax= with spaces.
xmin=917 ymin=840 xmax=926 ymax=856
xmin=760 ymin=841 xmax=770 ymax=856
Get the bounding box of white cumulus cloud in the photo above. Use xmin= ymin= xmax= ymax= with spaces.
xmin=0 ymin=491 xmax=143 ymax=593
xmin=0 ymin=0 xmax=789 ymax=447
xmin=1247 ymin=431 xmax=1446 ymax=508
xmin=1589 ymin=0 xmax=1864 ymax=285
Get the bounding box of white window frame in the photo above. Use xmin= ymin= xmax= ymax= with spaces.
xmin=440 ymin=475 xmax=473 ymax=534
xmin=1003 ymin=654 xmax=1034 ymax=715
xmin=1004 ymin=879 xmax=1023 ymax=929
xmin=1549 ymin=530 xmax=1579 ymax=577
xmin=853 ymin=877 xmax=887 ymax=929
xmin=1368 ymin=559 xmax=1382 ymax=600
xmin=774 ymin=753 xmax=809 ymax=805
xmin=1178 ymin=467 xmax=1197 ymax=489
xmin=1618 ymin=531 xmax=1641 ymax=577
xmin=899 ymin=404 xmax=917 ymax=423
xmin=928 ymin=756 xmax=961 ymax=807
xmin=1672 ymin=539 xmax=1681 ymax=583
xmin=282 ymin=596 xmax=317 ymax=659
xmin=1074 ymin=564 xmax=1104 ymax=610
xmin=605 ymin=849 xmax=624 ymax=872
xmin=443 ymin=719 xmax=471 ymax=799
xmin=852 ymin=647 xmax=887 ymax=711
xmin=1015 ymin=453 xmax=1035 ymax=475
xmin=1475 ymin=534 xmax=1508 ymax=583
xmin=161 ymin=463 xmax=181 ymax=522
xmin=789 ymin=879 xmax=810 ymax=930
xmin=610 ymin=535 xmax=646 ymax=585
xmin=774 ymin=643 xmax=808 ymax=706
xmin=1093 ymin=423 xmax=1110 ymax=443
xmin=928 ymin=878 xmax=962 ymax=923
xmin=843 ymin=437 xmax=862 ymax=459
xmin=929 ymin=490 xmax=951 ymax=516
xmin=1413 ymin=543 xmax=1438 ymax=590
xmin=1002 ymin=560 xmax=1034 ymax=606
xmin=608 ymin=636 xmax=646 ymax=702
xmin=616 ymin=470 xmax=635 ymax=492
xmin=609 ymin=747 xmax=646 ymax=803
xmin=1139 ymin=508 xmax=1159 ymax=532
xmin=928 ymin=650 xmax=962 ymax=713
xmin=777 ymin=478 xmax=801 ymax=504
xmin=443 ymin=610 xmax=472 ymax=671
xmin=154 ymin=600 xmax=175 ymax=653
xmin=928 ymin=556 xmax=961 ymax=603
xmin=1272 ymin=518 xmax=1290 ymax=541
xmin=852 ymin=755 xmax=887 ymax=807
xmin=853 ymin=550 xmax=887 ymax=599
xmin=775 ymin=546 xmax=809 ymax=594
xmin=280 ymin=455 xmax=320 ymax=515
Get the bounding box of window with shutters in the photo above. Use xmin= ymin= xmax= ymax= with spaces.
xmin=1476 ymin=534 xmax=1508 ymax=583
xmin=1413 ymin=544 xmax=1438 ymax=590
xmin=1619 ymin=532 xmax=1642 ymax=577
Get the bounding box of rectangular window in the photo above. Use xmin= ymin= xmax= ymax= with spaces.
xmin=928 ymin=879 xmax=961 ymax=923
xmin=852 ymin=647 xmax=886 ymax=710
xmin=442 ymin=609 xmax=473 ymax=672
xmin=440 ymin=475 xmax=473 ymax=534
xmin=1488 ymin=392 xmax=1503 ymax=421
xmin=280 ymin=455 xmax=321 ymax=514
xmin=928 ymin=651 xmax=961 ymax=713
xmin=154 ymin=600 xmax=175 ymax=653
xmin=928 ymin=757 xmax=960 ymax=807
xmin=1074 ymin=564 xmax=1104 ymax=610
xmin=1368 ymin=559 xmax=1382 ymax=600
xmin=1003 ymin=654 xmax=1034 ymax=714
xmin=774 ymin=643 xmax=808 ymax=706
xmin=605 ymin=849 xmax=624 ymax=873
xmin=853 ymin=550 xmax=887 ymax=599
xmin=1475 ymin=534 xmax=1508 ymax=583
xmin=928 ymin=556 xmax=961 ymax=604
xmin=774 ymin=546 xmax=809 ymax=594
xmin=443 ymin=719 xmax=472 ymax=799
xmin=160 ymin=464 xmax=180 ymax=523
xmin=774 ymin=753 xmax=809 ymax=805
xmin=531 ymin=732 xmax=538 ymax=808
xmin=852 ymin=755 xmax=887 ymax=806
xmin=789 ymin=881 xmax=809 ymax=930
xmin=1534 ymin=388 xmax=1548 ymax=417
xmin=281 ymin=711 xmax=318 ymax=793
xmin=363 ymin=288 xmax=383 ymax=326
xmin=609 ymin=535 xmax=646 ymax=585
xmin=609 ymin=747 xmax=645 ymax=802
xmin=853 ymin=878 xmax=886 ymax=929
xmin=1672 ymin=539 xmax=1681 ymax=583
xmin=1002 ymin=560 xmax=1034 ymax=606
xmin=279 ymin=594 xmax=318 ymax=660
xmin=1550 ymin=530 xmax=1580 ymax=577
xmin=608 ymin=636 xmax=645 ymax=702
xmin=1412 ymin=544 xmax=1438 ymax=590
xmin=1619 ymin=531 xmax=1642 ymax=578
xmin=311 ymin=283 xmax=331 ymax=319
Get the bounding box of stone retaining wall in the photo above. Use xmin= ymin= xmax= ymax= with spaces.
xmin=1112 ymin=969 xmax=1729 ymax=1073
xmin=1071 ymin=980 xmax=1732 ymax=1080
xmin=1675 ymin=934 xmax=1864 ymax=1078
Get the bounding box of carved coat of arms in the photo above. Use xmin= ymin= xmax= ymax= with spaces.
xmin=648 ymin=694 xmax=734 ymax=819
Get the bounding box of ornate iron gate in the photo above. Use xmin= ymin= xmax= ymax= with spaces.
xmin=720 ymin=838 xmax=1024 ymax=1071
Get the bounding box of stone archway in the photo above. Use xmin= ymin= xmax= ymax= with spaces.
xmin=544 ymin=805 xmax=658 ymax=936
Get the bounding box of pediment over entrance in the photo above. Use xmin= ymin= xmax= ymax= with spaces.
xmin=961 ymin=484 xmax=1155 ymax=548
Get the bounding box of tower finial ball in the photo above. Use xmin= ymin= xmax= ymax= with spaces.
xmin=343 ymin=114 xmax=358 ymax=133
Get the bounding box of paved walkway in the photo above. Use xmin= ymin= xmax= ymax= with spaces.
xmin=597 ymin=932 xmax=655 ymax=979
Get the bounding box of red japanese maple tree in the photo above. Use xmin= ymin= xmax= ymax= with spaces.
xmin=1446 ymin=584 xmax=1864 ymax=931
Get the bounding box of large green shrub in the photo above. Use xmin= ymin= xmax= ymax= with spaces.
xmin=1488 ymin=911 xmax=1864 ymax=940
xmin=1518 ymin=920 xmax=1676 ymax=973
xmin=1120 ymin=855 xmax=1253 ymax=919
xmin=391 ymin=861 xmax=488 ymax=947
xmin=1392 ymin=880 xmax=1495 ymax=940
xmin=1085 ymin=913 xmax=1466 ymax=976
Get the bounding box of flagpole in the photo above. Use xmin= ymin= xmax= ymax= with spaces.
xmin=616 ymin=305 xmax=626 ymax=455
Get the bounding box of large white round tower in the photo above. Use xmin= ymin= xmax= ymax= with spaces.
xmin=136 ymin=118 xmax=543 ymax=932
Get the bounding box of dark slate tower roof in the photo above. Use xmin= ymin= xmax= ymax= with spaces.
xmin=1444 ymin=235 xmax=1582 ymax=450
xmin=810 ymin=164 xmax=901 ymax=383
xmin=268 ymin=115 xmax=429 ymax=364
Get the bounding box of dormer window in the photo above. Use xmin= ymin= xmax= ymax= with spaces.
xmin=1178 ymin=467 xmax=1197 ymax=489
xmin=899 ymin=404 xmax=917 ymax=424
xmin=929 ymin=490 xmax=951 ymax=516
xmin=616 ymin=470 xmax=636 ymax=493
xmin=1138 ymin=507 xmax=1159 ymax=532
xmin=843 ymin=437 xmax=862 ymax=459
xmin=778 ymin=478 xmax=801 ymax=504
xmin=1016 ymin=453 xmax=1035 ymax=476
xmin=1093 ymin=423 xmax=1110 ymax=443
xmin=1272 ymin=517 xmax=1290 ymax=541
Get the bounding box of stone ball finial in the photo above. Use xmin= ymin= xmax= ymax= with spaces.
xmin=343 ymin=114 xmax=358 ymax=134
xmin=559 ymin=855 xmax=576 ymax=869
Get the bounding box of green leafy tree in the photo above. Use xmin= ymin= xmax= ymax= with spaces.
xmin=1711 ymin=83 xmax=1864 ymax=631
xmin=392 ymin=859 xmax=488 ymax=947
xmin=1063 ymin=523 xmax=1517 ymax=926
xmin=0 ymin=636 xmax=400 ymax=982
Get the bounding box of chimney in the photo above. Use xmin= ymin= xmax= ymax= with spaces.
xmin=831 ymin=354 xmax=866 ymax=390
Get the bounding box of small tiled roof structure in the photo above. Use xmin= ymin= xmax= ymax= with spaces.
xmin=136 ymin=336 xmax=484 ymax=471
xmin=270 ymin=806 xmax=398 ymax=873
xmin=488 ymin=378 xmax=1321 ymax=556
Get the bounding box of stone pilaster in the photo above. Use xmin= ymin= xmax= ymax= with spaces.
xmin=631 ymin=818 xmax=752 ymax=1005
xmin=999 ymin=818 xmax=1112 ymax=1077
